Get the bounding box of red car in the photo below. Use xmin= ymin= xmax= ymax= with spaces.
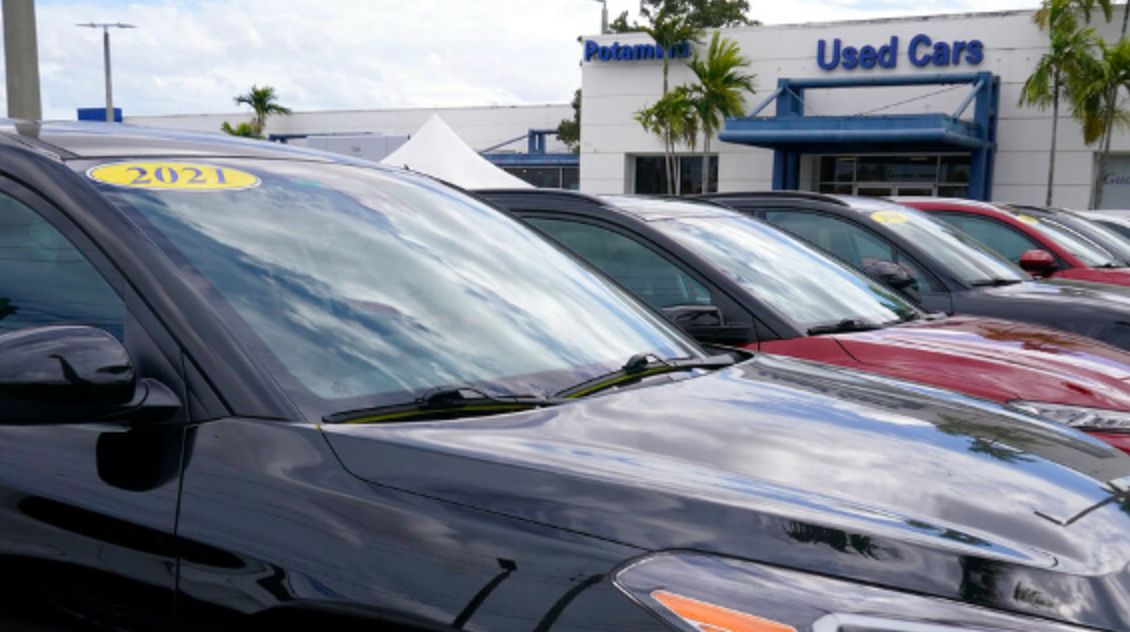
xmin=896 ymin=197 xmax=1130 ymax=286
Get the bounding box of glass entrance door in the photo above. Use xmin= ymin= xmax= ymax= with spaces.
xmin=817 ymin=155 xmax=969 ymax=197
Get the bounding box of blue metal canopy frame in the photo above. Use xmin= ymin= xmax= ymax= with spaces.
xmin=719 ymin=72 xmax=1000 ymax=200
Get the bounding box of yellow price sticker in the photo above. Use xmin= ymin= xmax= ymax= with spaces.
xmin=870 ymin=210 xmax=909 ymax=224
xmin=1016 ymin=214 xmax=1040 ymax=225
xmin=87 ymin=162 xmax=260 ymax=191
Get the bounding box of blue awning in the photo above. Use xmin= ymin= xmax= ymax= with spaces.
xmin=720 ymin=72 xmax=1000 ymax=200
xmin=719 ymin=113 xmax=988 ymax=154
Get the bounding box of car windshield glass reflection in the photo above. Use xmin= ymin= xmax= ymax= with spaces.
xmin=649 ymin=213 xmax=919 ymax=330
xmin=843 ymin=198 xmax=1026 ymax=285
xmin=90 ymin=160 xmax=699 ymax=419
xmin=1015 ymin=212 xmax=1125 ymax=267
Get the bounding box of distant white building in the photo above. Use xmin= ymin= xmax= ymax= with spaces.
xmin=126 ymin=104 xmax=578 ymax=188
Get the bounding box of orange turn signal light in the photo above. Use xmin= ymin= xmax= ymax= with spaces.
xmin=652 ymin=590 xmax=797 ymax=632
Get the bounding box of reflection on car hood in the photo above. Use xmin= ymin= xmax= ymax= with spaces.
xmin=834 ymin=316 xmax=1130 ymax=407
xmin=1057 ymin=267 xmax=1130 ymax=286
xmin=323 ymin=354 xmax=1130 ymax=629
xmin=981 ymin=279 xmax=1130 ymax=308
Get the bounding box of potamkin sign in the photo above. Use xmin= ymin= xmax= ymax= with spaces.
xmin=817 ymin=34 xmax=984 ymax=71
xmin=583 ymin=39 xmax=692 ymax=62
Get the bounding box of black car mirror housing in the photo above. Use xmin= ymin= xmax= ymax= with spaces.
xmin=0 ymin=325 xmax=179 ymax=425
xmin=863 ymin=260 xmax=916 ymax=290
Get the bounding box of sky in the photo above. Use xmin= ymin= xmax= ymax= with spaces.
xmin=2 ymin=0 xmax=1040 ymax=120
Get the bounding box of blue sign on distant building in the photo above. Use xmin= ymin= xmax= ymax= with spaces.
xmin=816 ymin=35 xmax=983 ymax=71
xmin=77 ymin=107 xmax=123 ymax=122
xmin=583 ymin=39 xmax=692 ymax=63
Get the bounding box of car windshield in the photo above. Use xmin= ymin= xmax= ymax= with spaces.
xmin=1009 ymin=208 xmax=1127 ymax=267
xmin=636 ymin=206 xmax=920 ymax=330
xmin=84 ymin=158 xmax=700 ymax=420
xmin=840 ymin=197 xmax=1027 ymax=286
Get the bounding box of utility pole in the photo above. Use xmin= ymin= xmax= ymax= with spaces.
xmin=76 ymin=22 xmax=135 ymax=122
xmin=4 ymin=0 xmax=42 ymax=120
xmin=591 ymin=0 xmax=608 ymax=34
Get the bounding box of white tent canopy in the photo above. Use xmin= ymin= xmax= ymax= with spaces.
xmin=380 ymin=114 xmax=532 ymax=189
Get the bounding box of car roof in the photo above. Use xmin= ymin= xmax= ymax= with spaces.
xmin=832 ymin=195 xmax=928 ymax=214
xmin=477 ymin=188 xmax=735 ymax=222
xmin=0 ymin=119 xmax=366 ymax=164
xmin=890 ymin=196 xmax=1005 ymax=211
xmin=1079 ymin=210 xmax=1130 ymax=223
xmin=600 ymin=195 xmax=734 ymax=221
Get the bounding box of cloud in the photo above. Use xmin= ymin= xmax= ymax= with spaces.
xmin=3 ymin=0 xmax=1038 ymax=120
xmin=12 ymin=0 xmax=601 ymax=119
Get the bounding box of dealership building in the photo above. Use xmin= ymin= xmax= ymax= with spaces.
xmin=580 ymin=8 xmax=1130 ymax=208
xmin=127 ymin=8 xmax=1130 ymax=208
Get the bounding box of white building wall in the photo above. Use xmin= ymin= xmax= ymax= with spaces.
xmin=126 ymin=104 xmax=573 ymax=154
xmin=579 ymin=9 xmax=1130 ymax=208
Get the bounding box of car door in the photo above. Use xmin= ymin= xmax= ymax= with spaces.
xmin=0 ymin=177 xmax=187 ymax=630
xmin=760 ymin=208 xmax=955 ymax=314
xmin=519 ymin=214 xmax=762 ymax=347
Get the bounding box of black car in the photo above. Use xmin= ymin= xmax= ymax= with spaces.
xmin=704 ymin=191 xmax=1130 ymax=351
xmin=1 ymin=122 xmax=1130 ymax=631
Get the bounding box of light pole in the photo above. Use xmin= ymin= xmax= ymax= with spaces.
xmin=76 ymin=22 xmax=135 ymax=122
xmin=590 ymin=0 xmax=608 ymax=34
xmin=4 ymin=0 xmax=42 ymax=120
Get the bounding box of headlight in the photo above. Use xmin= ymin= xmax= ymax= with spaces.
xmin=1007 ymin=401 xmax=1130 ymax=432
xmin=615 ymin=552 xmax=1091 ymax=631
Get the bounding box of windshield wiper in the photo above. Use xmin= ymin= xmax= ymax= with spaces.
xmin=324 ymin=386 xmax=561 ymax=424
xmin=806 ymin=319 xmax=883 ymax=336
xmin=556 ymin=353 xmax=737 ymax=399
xmin=970 ymin=278 xmax=1023 ymax=287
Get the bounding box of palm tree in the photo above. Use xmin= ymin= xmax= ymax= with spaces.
xmin=687 ymin=33 xmax=756 ymax=193
xmin=645 ymin=7 xmax=701 ymax=96
xmin=1072 ymin=38 xmax=1130 ymax=207
xmin=635 ymin=87 xmax=699 ymax=194
xmin=233 ymin=85 xmax=292 ymax=137
xmin=1021 ymin=0 xmax=1097 ymax=205
xmin=220 ymin=121 xmax=257 ymax=138
xmin=1034 ymin=0 xmax=1111 ymax=27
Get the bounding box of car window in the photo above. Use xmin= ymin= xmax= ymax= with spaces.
xmin=763 ymin=210 xmax=936 ymax=292
xmin=1014 ymin=215 xmax=1119 ymax=266
xmin=647 ymin=213 xmax=920 ymax=331
xmin=1031 ymin=211 xmax=1130 ymax=265
xmin=524 ymin=217 xmax=714 ymax=308
xmin=1093 ymin=218 xmax=1130 ymax=241
xmin=88 ymin=159 xmax=699 ymax=420
xmin=0 ymin=193 xmax=123 ymax=338
xmin=933 ymin=213 xmax=1043 ymax=263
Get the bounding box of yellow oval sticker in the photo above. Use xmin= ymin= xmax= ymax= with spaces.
xmin=87 ymin=162 xmax=260 ymax=191
xmin=1016 ymin=214 xmax=1040 ymax=225
xmin=870 ymin=210 xmax=909 ymax=224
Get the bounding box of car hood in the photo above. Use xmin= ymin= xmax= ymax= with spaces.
xmin=832 ymin=315 xmax=1130 ymax=408
xmin=977 ymin=279 xmax=1130 ymax=309
xmin=322 ymin=355 xmax=1130 ymax=629
xmin=1056 ymin=266 xmax=1130 ymax=286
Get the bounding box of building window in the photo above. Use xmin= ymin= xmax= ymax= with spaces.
xmin=817 ymin=154 xmax=969 ymax=197
xmin=633 ymin=155 xmax=718 ymax=195
xmin=502 ymin=166 xmax=580 ymax=190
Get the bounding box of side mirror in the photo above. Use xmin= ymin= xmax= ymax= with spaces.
xmin=863 ymin=261 xmax=915 ymax=290
xmin=0 ymin=325 xmax=178 ymax=424
xmin=1018 ymin=249 xmax=1057 ymax=277
xmin=660 ymin=305 xmax=755 ymax=345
